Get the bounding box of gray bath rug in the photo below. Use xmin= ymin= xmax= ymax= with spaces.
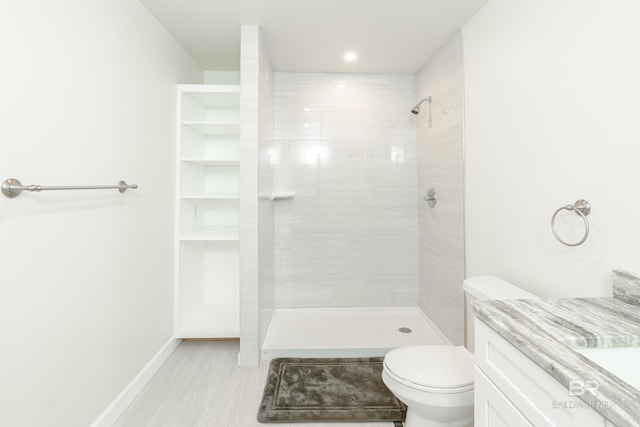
xmin=257 ymin=357 xmax=406 ymax=423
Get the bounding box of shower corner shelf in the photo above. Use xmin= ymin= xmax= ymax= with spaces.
xmin=174 ymin=84 xmax=241 ymax=339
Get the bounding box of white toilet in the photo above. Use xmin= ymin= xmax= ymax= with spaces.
xmin=382 ymin=276 xmax=537 ymax=426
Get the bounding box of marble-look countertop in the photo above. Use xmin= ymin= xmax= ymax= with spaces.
xmin=473 ymin=297 xmax=640 ymax=426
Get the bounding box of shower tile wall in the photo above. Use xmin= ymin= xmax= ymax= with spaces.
xmin=273 ymin=73 xmax=419 ymax=308
xmin=416 ymin=34 xmax=465 ymax=345
xmin=258 ymin=34 xmax=275 ymax=350
xmin=239 ymin=25 xmax=259 ymax=366
xmin=239 ymin=25 xmax=274 ymax=365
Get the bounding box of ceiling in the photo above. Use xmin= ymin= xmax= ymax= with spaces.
xmin=139 ymin=0 xmax=487 ymax=73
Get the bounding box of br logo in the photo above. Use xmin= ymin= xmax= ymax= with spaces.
xmin=568 ymin=380 xmax=600 ymax=397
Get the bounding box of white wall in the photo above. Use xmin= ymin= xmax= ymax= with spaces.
xmin=0 ymin=1 xmax=201 ymax=426
xmin=416 ymin=34 xmax=465 ymax=344
xmin=239 ymin=25 xmax=275 ymax=366
xmin=273 ymin=73 xmax=418 ymax=307
xmin=463 ymin=0 xmax=640 ymax=297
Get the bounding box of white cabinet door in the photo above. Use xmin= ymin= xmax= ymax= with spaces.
xmin=475 ymin=320 xmax=607 ymax=427
xmin=475 ymin=367 xmax=533 ymax=427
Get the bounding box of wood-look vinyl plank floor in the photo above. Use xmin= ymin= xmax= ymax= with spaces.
xmin=114 ymin=340 xmax=395 ymax=427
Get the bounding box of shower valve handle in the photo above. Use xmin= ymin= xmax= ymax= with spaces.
xmin=423 ymin=188 xmax=437 ymax=208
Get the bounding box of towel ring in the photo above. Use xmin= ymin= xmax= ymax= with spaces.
xmin=551 ymin=199 xmax=591 ymax=247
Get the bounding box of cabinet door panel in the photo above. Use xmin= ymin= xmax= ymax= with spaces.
xmin=475 ymin=320 xmax=606 ymax=427
xmin=475 ymin=367 xmax=533 ymax=427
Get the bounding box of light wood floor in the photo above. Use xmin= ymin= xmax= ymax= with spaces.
xmin=114 ymin=340 xmax=397 ymax=427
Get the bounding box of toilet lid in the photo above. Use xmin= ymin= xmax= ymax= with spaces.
xmin=384 ymin=346 xmax=474 ymax=392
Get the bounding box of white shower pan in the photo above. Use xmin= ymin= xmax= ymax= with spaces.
xmin=261 ymin=307 xmax=449 ymax=359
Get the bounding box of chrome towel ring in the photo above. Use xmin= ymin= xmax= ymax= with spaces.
xmin=551 ymin=199 xmax=591 ymax=247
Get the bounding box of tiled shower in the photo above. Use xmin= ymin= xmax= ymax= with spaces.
xmin=245 ymin=28 xmax=465 ymax=362
xmin=273 ymin=73 xmax=419 ymax=307
xmin=416 ymin=35 xmax=465 ymax=345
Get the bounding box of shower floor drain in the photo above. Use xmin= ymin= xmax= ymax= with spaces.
xmin=398 ymin=327 xmax=412 ymax=333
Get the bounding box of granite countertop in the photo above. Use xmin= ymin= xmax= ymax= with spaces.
xmin=473 ymin=296 xmax=640 ymax=426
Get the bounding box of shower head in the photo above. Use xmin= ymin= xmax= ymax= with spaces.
xmin=411 ymin=97 xmax=432 ymax=115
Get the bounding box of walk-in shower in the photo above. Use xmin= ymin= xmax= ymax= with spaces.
xmin=258 ymin=73 xmax=450 ymax=359
xmin=262 ymin=308 xmax=449 ymax=359
xmin=260 ymin=34 xmax=464 ymax=359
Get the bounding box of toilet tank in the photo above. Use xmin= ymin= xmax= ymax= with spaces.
xmin=463 ymin=276 xmax=537 ymax=353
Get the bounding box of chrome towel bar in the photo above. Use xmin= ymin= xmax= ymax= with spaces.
xmin=1 ymin=178 xmax=138 ymax=198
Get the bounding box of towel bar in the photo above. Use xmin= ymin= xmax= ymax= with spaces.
xmin=1 ymin=178 xmax=138 ymax=198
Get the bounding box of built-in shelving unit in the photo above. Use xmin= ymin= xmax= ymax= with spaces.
xmin=175 ymin=84 xmax=240 ymax=339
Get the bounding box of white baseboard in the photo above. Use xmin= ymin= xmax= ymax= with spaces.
xmin=90 ymin=337 xmax=181 ymax=427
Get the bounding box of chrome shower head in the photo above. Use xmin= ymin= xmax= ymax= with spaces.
xmin=411 ymin=97 xmax=431 ymax=115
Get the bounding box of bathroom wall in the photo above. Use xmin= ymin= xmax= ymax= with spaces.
xmin=273 ymin=73 xmax=418 ymax=307
xmin=463 ymin=0 xmax=640 ymax=296
xmin=239 ymin=25 xmax=275 ymax=366
xmin=0 ymin=1 xmax=201 ymax=426
xmin=239 ymin=26 xmax=271 ymax=365
xmin=257 ymin=39 xmax=276 ymax=353
xmin=416 ymin=34 xmax=465 ymax=345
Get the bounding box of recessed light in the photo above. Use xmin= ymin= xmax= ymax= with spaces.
xmin=344 ymin=51 xmax=358 ymax=62
xmin=336 ymin=83 xmax=346 ymax=89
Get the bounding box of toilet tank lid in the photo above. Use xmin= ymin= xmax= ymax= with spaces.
xmin=463 ymin=275 xmax=537 ymax=301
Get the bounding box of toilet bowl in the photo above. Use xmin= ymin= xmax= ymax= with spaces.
xmin=382 ymin=345 xmax=474 ymax=426
xmin=382 ymin=276 xmax=537 ymax=426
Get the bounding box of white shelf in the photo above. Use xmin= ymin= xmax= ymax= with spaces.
xmin=180 ymin=226 xmax=239 ymax=241
xmin=180 ymin=235 xmax=239 ymax=242
xmin=181 ymin=158 xmax=239 ymax=166
xmin=178 ymin=303 xmax=240 ymax=339
xmin=181 ymin=193 xmax=239 ymax=199
xmin=182 ymin=121 xmax=239 ymax=136
xmin=180 ymin=84 xmax=240 ymax=105
xmin=176 ymin=84 xmax=240 ymax=339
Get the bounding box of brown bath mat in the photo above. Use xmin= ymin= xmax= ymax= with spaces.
xmin=257 ymin=357 xmax=406 ymax=423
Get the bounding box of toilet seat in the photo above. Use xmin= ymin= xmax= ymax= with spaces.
xmin=383 ymin=345 xmax=474 ymax=394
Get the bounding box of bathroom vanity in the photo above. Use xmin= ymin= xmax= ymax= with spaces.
xmin=475 ymin=320 xmax=613 ymax=426
xmin=472 ymin=296 xmax=640 ymax=426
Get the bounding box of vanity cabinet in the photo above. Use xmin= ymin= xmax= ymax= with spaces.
xmin=474 ymin=320 xmax=610 ymax=427
xmin=174 ymin=84 xmax=240 ymax=338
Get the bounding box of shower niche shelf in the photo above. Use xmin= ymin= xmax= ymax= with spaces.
xmin=175 ymin=84 xmax=240 ymax=339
